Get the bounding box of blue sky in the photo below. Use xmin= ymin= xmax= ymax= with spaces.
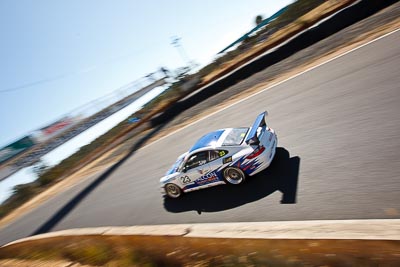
xmin=0 ymin=0 xmax=293 ymax=147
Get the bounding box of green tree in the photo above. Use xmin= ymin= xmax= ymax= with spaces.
xmin=255 ymin=15 xmax=263 ymax=25
xmin=33 ymin=161 xmax=49 ymax=177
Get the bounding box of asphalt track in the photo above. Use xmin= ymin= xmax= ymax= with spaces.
xmin=1 ymin=30 xmax=400 ymax=246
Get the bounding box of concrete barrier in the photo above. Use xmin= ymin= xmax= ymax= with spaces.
xmin=3 ymin=219 xmax=400 ymax=247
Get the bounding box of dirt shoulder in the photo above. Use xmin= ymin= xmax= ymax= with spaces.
xmin=3 ymin=237 xmax=399 ymax=267
xmin=1 ymin=2 xmax=399 ymax=229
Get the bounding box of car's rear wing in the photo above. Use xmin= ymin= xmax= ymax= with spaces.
xmin=245 ymin=111 xmax=267 ymax=145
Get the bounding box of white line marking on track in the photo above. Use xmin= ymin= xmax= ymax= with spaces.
xmin=141 ymin=28 xmax=400 ymax=150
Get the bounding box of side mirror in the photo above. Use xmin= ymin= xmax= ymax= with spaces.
xmin=182 ymin=166 xmax=187 ymax=173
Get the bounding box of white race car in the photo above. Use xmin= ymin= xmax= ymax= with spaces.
xmin=160 ymin=111 xmax=277 ymax=198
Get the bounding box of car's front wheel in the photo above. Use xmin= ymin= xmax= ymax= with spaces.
xmin=165 ymin=183 xmax=182 ymax=198
xmin=223 ymin=167 xmax=246 ymax=185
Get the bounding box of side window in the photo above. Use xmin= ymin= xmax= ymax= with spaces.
xmin=209 ymin=150 xmax=228 ymax=162
xmin=185 ymin=151 xmax=208 ymax=170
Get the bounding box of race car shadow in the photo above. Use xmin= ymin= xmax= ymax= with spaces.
xmin=163 ymin=147 xmax=300 ymax=213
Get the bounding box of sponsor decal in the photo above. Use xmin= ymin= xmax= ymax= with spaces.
xmin=223 ymin=156 xmax=232 ymax=164
xmin=196 ymin=171 xmax=219 ymax=185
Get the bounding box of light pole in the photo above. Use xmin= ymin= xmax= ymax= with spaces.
xmin=171 ymin=36 xmax=191 ymax=66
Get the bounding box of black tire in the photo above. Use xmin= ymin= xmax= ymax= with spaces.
xmin=223 ymin=167 xmax=246 ymax=185
xmin=165 ymin=183 xmax=182 ymax=198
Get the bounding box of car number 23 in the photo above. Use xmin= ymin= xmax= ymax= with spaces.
xmin=180 ymin=176 xmax=191 ymax=184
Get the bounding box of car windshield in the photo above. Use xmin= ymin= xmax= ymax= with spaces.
xmin=166 ymin=156 xmax=185 ymax=175
xmin=222 ymin=128 xmax=249 ymax=146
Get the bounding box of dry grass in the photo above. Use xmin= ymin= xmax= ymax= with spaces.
xmin=1 ymin=235 xmax=400 ymax=266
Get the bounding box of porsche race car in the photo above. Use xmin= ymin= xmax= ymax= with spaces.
xmin=160 ymin=111 xmax=277 ymax=198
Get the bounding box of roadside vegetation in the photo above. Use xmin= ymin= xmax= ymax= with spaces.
xmin=0 ymin=0 xmax=356 ymax=220
xmin=1 ymin=235 xmax=399 ymax=266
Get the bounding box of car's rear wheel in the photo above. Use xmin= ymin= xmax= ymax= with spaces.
xmin=223 ymin=167 xmax=246 ymax=185
xmin=165 ymin=183 xmax=182 ymax=198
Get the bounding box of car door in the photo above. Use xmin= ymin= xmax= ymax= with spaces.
xmin=179 ymin=151 xmax=210 ymax=188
